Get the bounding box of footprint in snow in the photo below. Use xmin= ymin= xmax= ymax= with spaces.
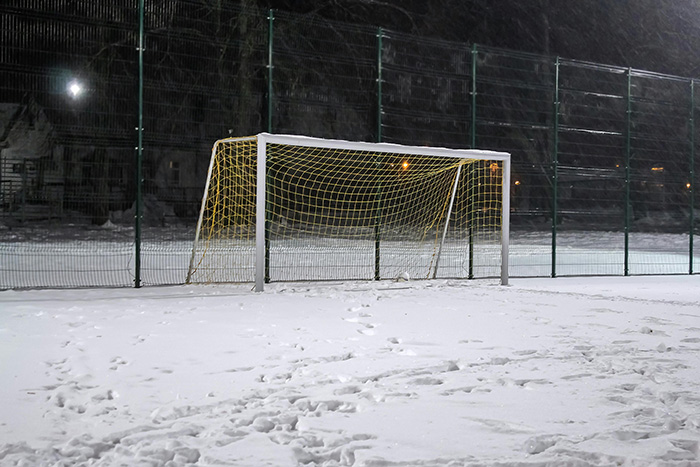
xmin=133 ymin=335 xmax=147 ymax=344
xmin=109 ymin=357 xmax=128 ymax=371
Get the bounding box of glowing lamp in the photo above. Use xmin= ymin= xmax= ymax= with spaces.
xmin=68 ymin=81 xmax=83 ymax=98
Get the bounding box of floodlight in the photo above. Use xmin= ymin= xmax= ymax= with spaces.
xmin=68 ymin=81 xmax=83 ymax=98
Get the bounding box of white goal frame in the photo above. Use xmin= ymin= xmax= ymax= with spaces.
xmin=189 ymin=133 xmax=511 ymax=291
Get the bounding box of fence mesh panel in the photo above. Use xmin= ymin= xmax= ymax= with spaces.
xmin=381 ymin=32 xmax=472 ymax=148
xmin=1 ymin=1 xmax=137 ymax=287
xmin=271 ymin=11 xmax=376 ymax=141
xmin=474 ymin=47 xmax=554 ymax=277
xmin=555 ymin=61 xmax=627 ymax=275
xmin=628 ymin=72 xmax=692 ymax=274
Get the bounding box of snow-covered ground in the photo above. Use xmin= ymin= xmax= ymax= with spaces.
xmin=1 ymin=275 xmax=700 ymax=466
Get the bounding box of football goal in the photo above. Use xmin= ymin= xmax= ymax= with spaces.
xmin=186 ymin=133 xmax=510 ymax=291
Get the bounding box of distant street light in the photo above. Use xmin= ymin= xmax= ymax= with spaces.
xmin=68 ymin=80 xmax=83 ymax=98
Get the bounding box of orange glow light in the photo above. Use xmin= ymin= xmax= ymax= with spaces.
xmin=402 ymin=161 xmax=409 ymax=170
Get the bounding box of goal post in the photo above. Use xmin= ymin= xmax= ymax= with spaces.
xmin=186 ymin=133 xmax=510 ymax=290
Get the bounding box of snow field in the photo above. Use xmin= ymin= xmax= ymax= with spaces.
xmin=0 ymin=275 xmax=700 ymax=466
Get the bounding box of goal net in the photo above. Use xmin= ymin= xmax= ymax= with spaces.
xmin=186 ymin=133 xmax=510 ymax=290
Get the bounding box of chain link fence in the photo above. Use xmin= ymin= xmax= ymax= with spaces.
xmin=1 ymin=1 xmax=698 ymax=288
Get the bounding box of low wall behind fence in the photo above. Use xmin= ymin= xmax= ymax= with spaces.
xmin=1 ymin=1 xmax=698 ymax=288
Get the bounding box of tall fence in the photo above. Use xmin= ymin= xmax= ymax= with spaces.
xmin=1 ymin=1 xmax=698 ymax=288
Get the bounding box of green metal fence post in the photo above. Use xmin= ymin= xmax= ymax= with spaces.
xmin=374 ymin=27 xmax=383 ymax=281
xmin=690 ymin=79 xmax=695 ymax=275
xmin=468 ymin=43 xmax=478 ymax=279
xmin=264 ymin=9 xmax=274 ymax=283
xmin=267 ymin=9 xmax=274 ymax=134
xmin=470 ymin=44 xmax=477 ymax=149
xmin=624 ymin=68 xmax=632 ymax=276
xmin=551 ymin=57 xmax=560 ymax=278
xmin=134 ymin=0 xmax=144 ymax=288
xmin=376 ymin=28 xmax=383 ymax=143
